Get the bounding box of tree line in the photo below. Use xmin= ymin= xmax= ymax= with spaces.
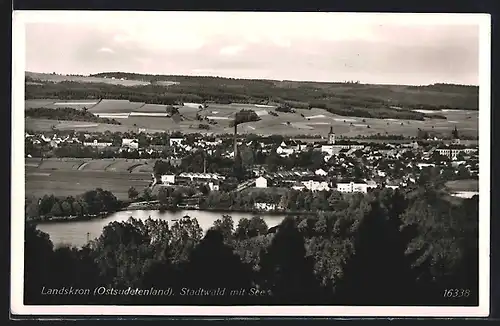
xmin=25 ymin=107 xmax=121 ymax=125
xmin=25 ymin=188 xmax=122 ymax=221
xmin=24 ymin=187 xmax=478 ymax=306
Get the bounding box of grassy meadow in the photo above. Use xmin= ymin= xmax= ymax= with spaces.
xmin=25 ymin=158 xmax=155 ymax=200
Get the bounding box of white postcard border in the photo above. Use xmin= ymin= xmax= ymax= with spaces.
xmin=10 ymin=11 xmax=491 ymax=317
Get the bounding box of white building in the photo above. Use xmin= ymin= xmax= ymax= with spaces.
xmin=161 ymin=174 xmax=175 ymax=185
xmin=451 ymin=191 xmax=479 ymax=199
xmin=255 ymin=176 xmax=268 ymax=188
xmin=292 ymin=182 xmax=305 ymax=191
xmin=417 ymin=163 xmax=436 ymax=169
xmin=208 ymin=181 xmax=220 ymax=191
xmin=179 ymin=172 xmax=225 ymax=181
xmin=301 ymin=180 xmax=330 ymax=192
xmin=122 ymin=138 xmax=139 ymax=149
xmin=254 ymin=202 xmax=278 ymax=211
xmin=321 ymin=145 xmax=341 ymax=156
xmin=169 ymin=137 xmax=183 ymax=147
xmin=277 ymin=146 xmax=295 ymax=157
xmin=83 ymin=139 xmax=113 ymax=148
xmin=315 ymin=168 xmax=328 ymax=176
xmin=336 ymin=181 xmax=368 ymax=194
xmin=321 ymin=143 xmax=362 ymax=156
xmin=436 ymin=147 xmax=478 ymax=159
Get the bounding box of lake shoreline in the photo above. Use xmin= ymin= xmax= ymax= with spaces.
xmin=29 ymin=206 xmax=315 ymax=225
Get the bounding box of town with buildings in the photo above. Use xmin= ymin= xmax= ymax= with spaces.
xmin=25 ymin=124 xmax=479 ymax=212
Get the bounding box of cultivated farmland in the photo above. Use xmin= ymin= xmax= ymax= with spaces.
xmin=24 ymin=71 xmax=479 ymax=138
xmin=25 ymin=99 xmax=479 ymax=138
xmin=78 ymin=159 xmax=117 ymax=171
xmin=37 ymin=159 xmax=87 ymax=171
xmin=445 ymin=179 xmax=479 ymax=192
xmin=42 ymin=100 xmax=100 ymax=110
xmin=25 ymin=118 xmax=134 ymax=133
xmin=135 ymin=103 xmax=170 ymax=113
xmin=131 ymin=164 xmax=154 ymax=173
xmin=25 ymin=99 xmax=58 ymax=109
xmin=25 ymin=169 xmax=152 ymax=200
xmin=89 ymin=99 xmax=146 ymax=113
xmin=104 ymin=159 xmax=155 ymax=173
xmin=29 ymin=158 xmax=154 ymax=173
xmin=25 ymin=158 xmax=154 ymax=200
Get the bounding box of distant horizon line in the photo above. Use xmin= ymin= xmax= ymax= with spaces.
xmin=25 ymin=70 xmax=480 ymax=88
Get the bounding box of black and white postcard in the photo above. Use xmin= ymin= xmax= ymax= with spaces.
xmin=11 ymin=11 xmax=491 ymax=317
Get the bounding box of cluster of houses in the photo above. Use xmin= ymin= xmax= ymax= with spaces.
xmin=26 ymin=126 xmax=479 ymax=201
xmin=154 ymin=172 xmax=225 ymax=191
xmin=253 ymin=174 xmax=393 ymax=194
xmin=25 ymin=132 xmax=139 ymax=149
xmin=81 ymin=138 xmax=140 ymax=150
xmin=435 ymin=145 xmax=478 ymax=159
xmin=26 ymin=127 xmax=478 ymax=164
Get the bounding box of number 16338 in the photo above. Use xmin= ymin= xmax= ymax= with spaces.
xmin=443 ymin=289 xmax=470 ymax=298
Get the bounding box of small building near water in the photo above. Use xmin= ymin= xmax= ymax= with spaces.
xmin=255 ymin=176 xmax=268 ymax=188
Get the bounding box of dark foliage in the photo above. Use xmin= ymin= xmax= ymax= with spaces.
xmin=25 ymin=107 xmax=121 ymax=125
xmin=24 ymin=187 xmax=479 ymax=306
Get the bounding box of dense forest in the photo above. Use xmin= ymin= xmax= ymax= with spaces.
xmin=25 ymin=107 xmax=121 ymax=125
xmin=25 ymin=72 xmax=478 ymax=121
xmin=25 ymin=187 xmax=478 ymax=306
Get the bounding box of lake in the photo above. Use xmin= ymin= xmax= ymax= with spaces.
xmin=36 ymin=210 xmax=288 ymax=248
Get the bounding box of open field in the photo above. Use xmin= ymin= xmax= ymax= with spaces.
xmin=131 ymin=164 xmax=154 ymax=173
xmin=78 ymin=160 xmax=119 ymax=171
xmin=37 ymin=159 xmax=87 ymax=171
xmin=89 ymin=99 xmax=146 ymax=113
xmin=25 ymin=158 xmax=156 ymax=200
xmin=43 ymin=100 xmax=100 ymax=110
xmin=26 ymin=72 xmax=151 ymax=87
xmin=445 ymin=179 xmax=479 ymax=192
xmin=27 ymin=158 xmax=156 ymax=173
xmin=25 ymin=168 xmax=152 ymax=200
xmin=25 ymin=118 xmax=135 ymax=133
xmin=25 ymin=99 xmax=100 ymax=110
xmin=25 ymin=99 xmax=58 ymax=109
xmin=26 ymin=157 xmax=43 ymax=167
xmin=25 ymin=111 xmax=479 ymax=139
xmin=221 ymin=109 xmax=479 ymax=138
xmin=104 ymin=159 xmax=154 ymax=173
xmin=135 ymin=104 xmax=170 ymax=113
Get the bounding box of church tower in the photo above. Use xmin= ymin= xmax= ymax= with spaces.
xmin=328 ymin=126 xmax=336 ymax=144
xmin=451 ymin=125 xmax=461 ymax=144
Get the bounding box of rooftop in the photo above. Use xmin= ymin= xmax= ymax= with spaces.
xmin=337 ymin=179 xmax=367 ymax=184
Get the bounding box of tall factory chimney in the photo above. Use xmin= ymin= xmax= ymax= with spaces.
xmin=233 ymin=122 xmax=238 ymax=160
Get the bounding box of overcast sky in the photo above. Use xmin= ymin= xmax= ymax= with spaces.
xmin=22 ymin=12 xmax=483 ymax=85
